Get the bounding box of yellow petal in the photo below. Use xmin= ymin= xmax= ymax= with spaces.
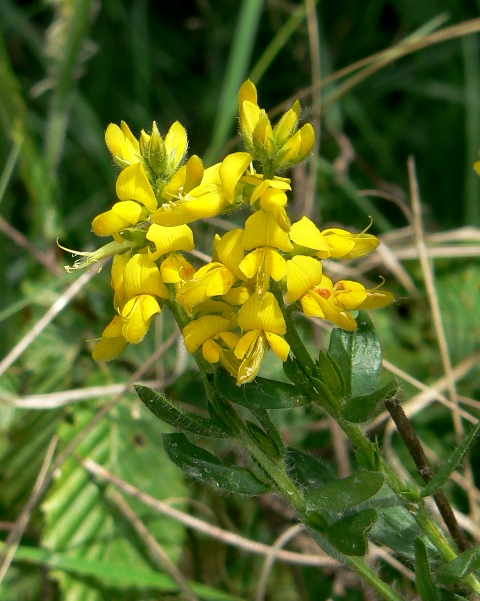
xmin=265 ymin=332 xmax=290 ymax=361
xmin=183 ymin=315 xmax=231 ymax=353
xmin=162 ymin=166 xmax=186 ymax=201
xmin=177 ymin=264 xmax=236 ymax=309
xmin=220 ymin=152 xmax=253 ymax=203
xmin=273 ymin=105 xmax=299 ymax=146
xmin=334 ymin=280 xmax=368 ymax=309
xmin=307 ymin=291 xmax=357 ymax=331
xmin=116 ymin=163 xmax=158 ymax=212
xmin=238 ymin=80 xmax=258 ymax=107
xmin=105 ymin=123 xmax=139 ymax=165
xmin=110 ymin=251 xmax=131 ymax=298
xmin=235 ymin=330 xmax=266 ymax=385
xmin=474 ymin=160 xmax=480 ymax=176
xmin=290 ymin=217 xmax=330 ymax=257
xmin=220 ymin=284 xmax=253 ymax=305
xmin=123 ymin=253 xmax=169 ymax=299
xmin=164 ymin=121 xmax=188 ymax=172
xmin=112 ymin=200 xmax=144 ymax=224
xmin=92 ymin=210 xmax=132 ymax=237
xmin=202 ymin=339 xmax=220 ymax=363
xmin=242 ymin=210 xmax=293 ymax=252
xmin=239 ymin=100 xmax=260 ymax=143
xmin=121 ymin=294 xmax=161 ymax=343
xmin=356 ymin=290 xmax=395 ymax=310
xmin=322 ymin=228 xmax=379 ymax=259
xmin=160 ymin=253 xmax=195 ymax=284
xmin=234 ymin=329 xmax=261 ymax=359
xmin=285 ymin=255 xmax=323 ymax=303
xmin=184 ymin=155 xmax=204 ymax=193
xmin=92 ymin=335 xmax=129 ymax=361
xmin=184 ymin=188 xmax=230 ymax=220
xmin=212 ymin=229 xmax=245 ymax=279
xmin=237 ymin=291 xmax=286 ymax=335
xmin=146 ymin=223 xmax=194 ymax=260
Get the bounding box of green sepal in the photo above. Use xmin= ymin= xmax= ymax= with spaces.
xmin=246 ymin=421 xmax=283 ymax=461
xmin=328 ymin=311 xmax=382 ymax=397
xmin=323 ymin=509 xmax=378 ymax=556
xmin=436 ymin=545 xmax=480 ymax=586
xmin=283 ymin=356 xmax=313 ymax=396
xmin=134 ymin=385 xmax=226 ymax=438
xmin=310 ymin=377 xmax=339 ymax=413
xmin=215 ymin=370 xmax=310 ymax=409
xmin=305 ymin=471 xmax=384 ymax=513
xmin=162 ymin=433 xmax=270 ymax=495
xmin=316 ymin=351 xmax=345 ymax=398
xmin=341 ymin=380 xmax=397 ymax=423
xmin=249 ymin=407 xmax=285 ymax=457
xmin=420 ymin=423 xmax=480 ymax=498
xmin=415 ymin=538 xmax=442 ymax=601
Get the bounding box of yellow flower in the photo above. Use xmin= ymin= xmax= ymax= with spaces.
xmin=160 ymin=253 xmax=195 ymax=284
xmin=116 ymin=162 xmax=158 ymax=212
xmin=289 ymin=216 xmax=330 ymax=258
xmin=146 ymin=223 xmax=194 ymax=260
xmin=182 ymin=315 xmax=240 ymax=378
xmin=219 ymin=152 xmax=253 ymax=203
xmin=240 ymin=210 xmax=292 ymax=295
xmin=321 ymin=227 xmax=380 ymax=259
xmin=105 ymin=122 xmax=141 ymax=168
xmin=212 ymin=229 xmax=245 ymax=280
xmin=285 ymin=255 xmax=357 ymax=330
xmin=151 ymin=158 xmax=228 ymax=226
xmin=235 ymin=292 xmax=290 ymax=384
xmin=237 ymin=80 xmax=315 ymax=171
xmin=92 ymin=201 xmax=148 ymax=237
xmin=122 ymin=252 xmax=169 ymax=300
xmin=333 ymin=280 xmax=394 ymax=310
xmin=92 ymin=315 xmax=129 ymax=361
xmin=176 ymin=262 xmax=238 ymax=311
xmin=121 ymin=294 xmax=162 ymax=343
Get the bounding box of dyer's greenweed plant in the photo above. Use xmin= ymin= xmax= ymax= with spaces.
xmin=64 ymin=82 xmax=480 ymax=600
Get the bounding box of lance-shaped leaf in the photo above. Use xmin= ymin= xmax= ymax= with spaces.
xmin=328 ymin=311 xmax=382 ymax=397
xmin=215 ymin=370 xmax=310 ymax=409
xmin=436 ymin=545 xmax=480 ymax=586
xmin=305 ymin=471 xmax=384 ymax=513
xmin=420 ymin=423 xmax=480 ymax=498
xmin=286 ymin=447 xmax=337 ymax=488
xmin=341 ymin=380 xmax=397 ymax=423
xmin=163 ymin=433 xmax=270 ymax=494
xmin=134 ymin=384 xmax=226 ymax=438
xmin=323 ymin=509 xmax=378 ymax=556
xmin=415 ymin=538 xmax=442 ymax=601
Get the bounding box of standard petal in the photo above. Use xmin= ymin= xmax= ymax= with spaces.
xmin=242 ymin=210 xmax=293 ymax=252
xmin=121 ymin=295 xmax=161 ymax=343
xmin=237 ymin=292 xmax=286 ymax=335
xmin=182 ymin=315 xmax=231 ymax=353
xmin=290 ymin=216 xmax=330 ymax=257
xmin=164 ymin=121 xmax=188 ymax=172
xmin=285 ymin=255 xmax=323 ymax=303
xmin=123 ymin=253 xmax=169 ymax=299
xmin=146 ymin=223 xmax=194 ymax=259
xmin=220 ymin=152 xmax=253 ymax=203
xmin=116 ymin=163 xmax=157 ymax=212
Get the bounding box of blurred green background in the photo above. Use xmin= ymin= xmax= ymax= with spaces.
xmin=1 ymin=1 xmax=480 ymax=600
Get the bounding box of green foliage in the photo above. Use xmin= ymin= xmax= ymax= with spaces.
xmin=162 ymin=433 xmax=271 ymax=494
xmin=415 ymin=538 xmax=442 ymax=601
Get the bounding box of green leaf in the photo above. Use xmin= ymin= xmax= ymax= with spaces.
xmin=41 ymin=402 xmax=186 ymax=601
xmin=2 ymin=542 xmax=245 ymax=601
xmin=436 ymin=546 xmax=480 ymax=585
xmin=248 ymin=407 xmax=285 ymax=456
xmin=420 ymin=423 xmax=480 ymax=498
xmin=323 ymin=509 xmax=378 ymax=556
xmin=285 ymin=447 xmax=337 ymax=487
xmin=163 ymin=433 xmax=270 ymax=494
xmin=415 ymin=538 xmax=442 ymax=601
xmin=328 ymin=311 xmax=382 ymax=397
xmin=341 ymin=380 xmax=397 ymax=423
xmin=316 ymin=351 xmax=345 ymax=398
xmin=370 ymin=504 xmax=423 ymax=559
xmin=305 ymin=471 xmax=384 ymax=513
xmin=214 ymin=370 xmax=310 ymax=409
xmin=134 ymin=384 xmax=226 ymax=438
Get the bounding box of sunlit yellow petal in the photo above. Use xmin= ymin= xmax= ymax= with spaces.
xmin=238 ymin=80 xmax=258 ymax=107
xmin=285 ymin=255 xmax=323 ymax=303
xmin=146 ymin=223 xmax=194 ymax=260
xmin=177 ymin=263 xmax=236 ymax=309
xmin=242 ymin=210 xmax=293 ymax=252
xmin=220 ymin=152 xmax=253 ymax=203
xmin=234 ymin=329 xmax=261 ymax=359
xmin=184 ymin=188 xmax=230 ymax=220
xmin=265 ymin=332 xmax=290 ymax=361
xmin=219 ymin=331 xmax=240 ymax=349
xmin=183 ymin=315 xmax=231 ymax=353
xmin=184 ymin=155 xmax=204 ymax=193
xmin=105 ymin=123 xmax=139 ymax=165
xmin=116 ymin=163 xmax=157 ymax=212
xmin=92 ymin=210 xmax=131 ymax=237
xmin=92 ymin=335 xmax=129 ymax=361
xmin=290 ymin=217 xmax=330 ymax=257
xmin=121 ymin=294 xmax=161 ymax=343
xmin=334 ymin=280 xmax=368 ymax=309
xmin=308 ymin=291 xmax=357 ymax=331
xmin=123 ymin=253 xmax=169 ymax=299
xmin=212 ymin=229 xmax=245 ymax=279
xmin=160 ymin=253 xmax=195 ymax=284
xmin=110 ymin=251 xmax=131 ymax=299
xmin=202 ymin=339 xmax=220 ymax=363
xmin=220 ymin=284 xmax=253 ymax=305
xmin=322 ymin=228 xmax=379 ymax=259
xmin=273 ymin=104 xmax=300 ymax=146
xmin=356 ymin=290 xmax=395 ymax=310
xmin=237 ymin=291 xmax=286 ymax=334
xmin=164 ymin=121 xmax=188 ymax=172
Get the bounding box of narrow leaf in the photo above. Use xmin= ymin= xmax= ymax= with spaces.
xmin=285 ymin=447 xmax=337 ymax=487
xmin=415 ymin=538 xmax=442 ymax=601
xmin=163 ymin=433 xmax=270 ymax=494
xmin=305 ymin=471 xmax=384 ymax=513
xmin=134 ymin=384 xmax=226 ymax=438
xmin=249 ymin=406 xmax=285 ymax=456
xmin=341 ymin=380 xmax=397 ymax=423
xmin=328 ymin=311 xmax=382 ymax=397
xmin=215 ymin=370 xmax=310 ymax=409
xmin=420 ymin=423 xmax=480 ymax=498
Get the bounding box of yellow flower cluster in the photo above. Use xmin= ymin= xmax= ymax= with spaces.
xmin=66 ymin=81 xmax=393 ymax=384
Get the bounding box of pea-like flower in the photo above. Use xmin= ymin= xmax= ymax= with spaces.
xmin=235 ymin=292 xmax=290 ymax=385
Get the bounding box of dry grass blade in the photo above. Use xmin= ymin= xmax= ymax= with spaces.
xmin=0 ymin=435 xmax=58 ymax=584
